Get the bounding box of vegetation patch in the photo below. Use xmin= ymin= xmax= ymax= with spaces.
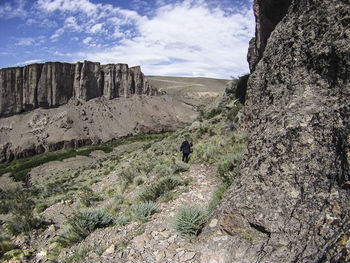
xmin=56 ymin=209 xmax=115 ymax=248
xmin=132 ymin=201 xmax=159 ymax=222
xmin=174 ymin=205 xmax=207 ymax=238
xmin=136 ymin=175 xmax=182 ymax=203
xmin=0 ymin=132 xmax=171 ymax=182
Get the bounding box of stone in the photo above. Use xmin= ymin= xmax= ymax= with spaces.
xmin=199 ymin=0 xmax=350 ymax=262
xmin=103 ymin=244 xmax=115 ymax=255
xmin=154 ymin=250 xmax=166 ymax=261
xmin=181 ymin=252 xmax=196 ymax=262
xmin=209 ymin=218 xmax=218 ymax=228
xmin=0 ymin=61 xmax=154 ymax=118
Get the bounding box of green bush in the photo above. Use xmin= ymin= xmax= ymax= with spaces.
xmin=57 ymin=209 xmax=115 ymax=247
xmin=226 ymin=103 xmax=243 ymax=121
xmin=114 ymin=216 xmax=130 ymax=226
xmin=136 ymin=175 xmax=182 ymax=202
xmin=206 ymin=106 xmax=223 ymax=119
xmin=78 ymin=187 xmax=103 ymax=207
xmin=2 ymin=187 xmax=46 ymax=235
xmin=119 ymin=168 xmax=137 ymax=184
xmin=174 ymin=205 xmax=207 ymax=238
xmin=0 ymin=235 xmax=16 ymax=258
xmin=207 ymin=184 xmax=228 ymax=214
xmin=132 ymin=201 xmax=159 ymax=222
xmin=133 ymin=175 xmax=147 ymax=186
xmin=172 ymin=161 xmax=190 ymax=174
xmin=217 ymin=152 xmax=245 ymax=185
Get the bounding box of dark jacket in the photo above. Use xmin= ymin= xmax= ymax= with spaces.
xmin=180 ymin=140 xmax=192 ymax=154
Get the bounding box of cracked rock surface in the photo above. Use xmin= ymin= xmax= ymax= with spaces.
xmin=198 ymin=0 xmax=350 ymax=262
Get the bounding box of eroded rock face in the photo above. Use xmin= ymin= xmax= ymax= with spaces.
xmin=199 ymin=0 xmax=350 ymax=262
xmin=0 ymin=61 xmax=155 ymax=117
xmin=248 ymin=0 xmax=292 ymax=72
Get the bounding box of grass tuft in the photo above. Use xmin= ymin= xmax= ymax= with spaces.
xmin=174 ymin=205 xmax=207 ymax=238
xmin=132 ymin=201 xmax=159 ymax=222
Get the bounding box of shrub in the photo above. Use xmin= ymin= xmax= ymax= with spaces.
xmin=217 ymin=152 xmax=245 ymax=185
xmin=174 ymin=205 xmax=207 ymax=238
xmin=132 ymin=201 xmax=159 ymax=222
xmin=57 ymin=209 xmax=115 ymax=247
xmin=133 ymin=175 xmax=147 ymax=186
xmin=207 ymin=184 xmax=228 ymax=214
xmin=114 ymin=216 xmax=129 ymax=226
xmin=119 ymin=168 xmax=136 ymax=184
xmin=78 ymin=187 xmax=103 ymax=207
xmin=206 ymin=106 xmax=223 ymax=119
xmin=136 ymin=175 xmax=182 ymax=202
xmin=0 ymin=235 xmax=16 ymax=258
xmin=3 ymin=187 xmax=46 ymax=235
xmin=172 ymin=161 xmax=190 ymax=174
xmin=226 ymin=103 xmax=243 ymax=121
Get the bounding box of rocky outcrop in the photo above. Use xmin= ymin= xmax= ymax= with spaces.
xmin=0 ymin=61 xmax=155 ymax=117
xmin=200 ymin=0 xmax=350 ymax=262
xmin=248 ymin=0 xmax=292 ymax=72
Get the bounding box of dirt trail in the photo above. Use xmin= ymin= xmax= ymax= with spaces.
xmin=81 ymin=163 xmax=220 ymax=262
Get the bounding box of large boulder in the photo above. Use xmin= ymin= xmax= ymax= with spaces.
xmin=199 ymin=0 xmax=350 ymax=262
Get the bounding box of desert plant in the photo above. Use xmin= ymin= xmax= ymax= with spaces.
xmin=114 ymin=216 xmax=129 ymax=226
xmin=132 ymin=201 xmax=159 ymax=222
xmin=172 ymin=161 xmax=190 ymax=174
xmin=0 ymin=234 xmax=16 ymax=258
xmin=207 ymin=184 xmax=228 ymax=214
xmin=206 ymin=106 xmax=223 ymax=119
xmin=3 ymin=187 xmax=46 ymax=235
xmin=174 ymin=205 xmax=207 ymax=238
xmin=56 ymin=209 xmax=115 ymax=247
xmin=217 ymin=152 xmax=245 ymax=185
xmin=136 ymin=175 xmax=182 ymax=202
xmin=226 ymin=102 xmax=243 ymax=121
xmin=78 ymin=187 xmax=103 ymax=207
xmin=133 ymin=174 xmax=147 ymax=186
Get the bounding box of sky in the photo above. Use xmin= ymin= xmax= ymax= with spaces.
xmin=0 ymin=0 xmax=255 ymax=79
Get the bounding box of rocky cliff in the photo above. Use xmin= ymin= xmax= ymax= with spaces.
xmin=0 ymin=61 xmax=155 ymax=118
xmin=200 ymin=0 xmax=350 ymax=262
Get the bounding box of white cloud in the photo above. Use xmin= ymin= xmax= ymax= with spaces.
xmin=37 ymin=0 xmax=98 ymax=16
xmin=15 ymin=59 xmax=42 ymax=66
xmin=50 ymin=28 xmax=65 ymax=41
xmin=0 ymin=0 xmax=27 ymax=19
xmin=11 ymin=0 xmax=255 ymax=78
xmin=72 ymin=1 xmax=255 ymax=78
xmin=83 ymin=37 xmax=93 ymax=45
xmin=89 ymin=23 xmax=103 ymax=34
xmin=15 ymin=37 xmax=36 ymax=46
xmin=64 ymin=16 xmax=81 ymax=31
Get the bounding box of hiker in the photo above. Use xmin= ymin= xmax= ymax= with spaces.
xmin=180 ymin=138 xmax=193 ymax=163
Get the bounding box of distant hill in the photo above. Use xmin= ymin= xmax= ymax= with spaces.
xmin=147 ymin=76 xmax=229 ymax=111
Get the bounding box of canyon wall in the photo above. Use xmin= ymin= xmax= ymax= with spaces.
xmin=200 ymin=0 xmax=350 ymax=262
xmin=0 ymin=61 xmax=155 ymax=118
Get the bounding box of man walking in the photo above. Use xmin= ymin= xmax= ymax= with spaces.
xmin=180 ymin=138 xmax=193 ymax=163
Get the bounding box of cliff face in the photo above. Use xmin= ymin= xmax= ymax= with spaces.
xmin=0 ymin=61 xmax=155 ymax=118
xmin=200 ymin=0 xmax=350 ymax=262
xmin=248 ymin=0 xmax=292 ymax=72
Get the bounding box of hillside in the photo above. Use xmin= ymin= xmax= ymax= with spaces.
xmin=0 ymin=75 xmax=228 ymax=163
xmin=147 ymin=76 xmax=228 ymax=111
xmin=0 ymin=90 xmax=246 ymax=262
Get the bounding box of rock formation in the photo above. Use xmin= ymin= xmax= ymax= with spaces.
xmin=199 ymin=0 xmax=350 ymax=262
xmin=0 ymin=61 xmax=155 ymax=118
xmin=248 ymin=0 xmax=292 ymax=72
